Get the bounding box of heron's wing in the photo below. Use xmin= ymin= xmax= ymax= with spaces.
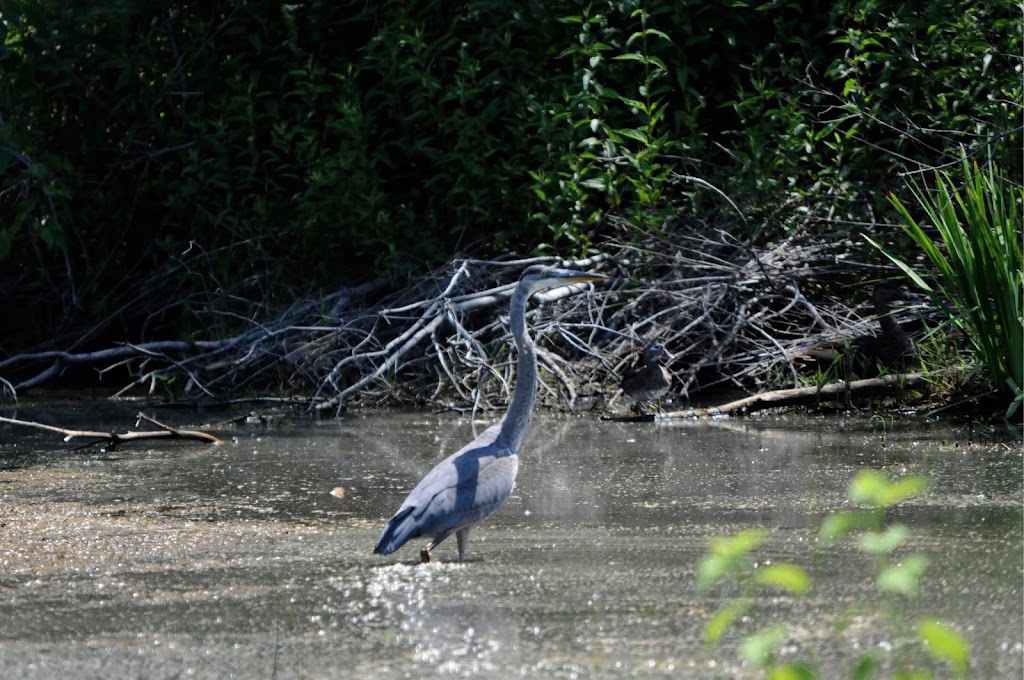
xmin=406 ymin=424 xmax=502 ymax=498
xmin=410 ymin=450 xmax=518 ymax=527
xmin=374 ymin=425 xmax=518 ymax=555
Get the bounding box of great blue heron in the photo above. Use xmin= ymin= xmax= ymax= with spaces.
xmin=374 ymin=264 xmax=607 ymax=563
xmin=620 ymin=344 xmax=673 ymax=410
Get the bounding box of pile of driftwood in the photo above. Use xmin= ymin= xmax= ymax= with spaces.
xmin=0 ymin=223 xmax=939 ymax=415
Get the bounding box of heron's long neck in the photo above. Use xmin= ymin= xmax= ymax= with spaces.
xmin=498 ymin=287 xmax=537 ymax=454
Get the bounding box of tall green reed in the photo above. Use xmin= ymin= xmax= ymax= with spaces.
xmin=868 ymin=155 xmax=1023 ymax=418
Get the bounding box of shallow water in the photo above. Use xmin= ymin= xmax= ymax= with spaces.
xmin=0 ymin=399 xmax=1020 ymax=678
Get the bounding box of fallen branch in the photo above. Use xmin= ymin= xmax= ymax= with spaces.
xmin=667 ymin=372 xmax=933 ymax=418
xmin=311 ymin=256 xmax=608 ymax=411
xmin=0 ymin=412 xmax=222 ymax=449
xmin=0 ymin=230 xmax=951 ymax=414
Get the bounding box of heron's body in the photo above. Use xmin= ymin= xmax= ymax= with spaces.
xmin=373 ymin=424 xmax=517 ymax=560
xmin=620 ymin=344 xmax=672 ymax=408
xmin=374 ymin=265 xmax=605 ymax=562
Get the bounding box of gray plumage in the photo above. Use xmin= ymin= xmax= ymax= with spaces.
xmin=620 ymin=344 xmax=673 ymax=405
xmin=374 ymin=265 xmax=606 ymax=562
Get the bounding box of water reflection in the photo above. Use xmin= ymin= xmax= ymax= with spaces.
xmin=0 ymin=403 xmax=1020 ymax=678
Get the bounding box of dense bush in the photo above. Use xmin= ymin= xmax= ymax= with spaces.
xmin=0 ymin=0 xmax=1018 ymax=347
xmin=725 ymin=0 xmax=1021 ymax=232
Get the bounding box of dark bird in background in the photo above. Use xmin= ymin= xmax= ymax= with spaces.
xmin=620 ymin=343 xmax=673 ymax=411
xmin=793 ymin=286 xmax=914 ymax=379
xmin=374 ymin=265 xmax=607 ymax=563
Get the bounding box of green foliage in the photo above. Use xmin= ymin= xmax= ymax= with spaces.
xmin=870 ymin=156 xmax=1024 ymax=417
xmin=699 ymin=469 xmax=971 ymax=678
xmin=696 ymin=527 xmax=769 ymax=592
xmin=768 ymin=664 xmax=820 ymax=680
xmin=724 ymin=0 xmax=1020 ymax=235
xmin=543 ymin=1 xmax=691 ymax=238
xmin=696 ymin=527 xmax=809 ymax=663
xmin=849 ymin=469 xmax=930 ymax=508
xmin=704 ymin=601 xmax=750 ymax=646
xmin=918 ymin=618 xmax=970 ymax=677
xmin=755 ymin=562 xmax=811 ymax=595
xmin=826 ymin=0 xmax=1020 ymax=171
xmin=739 ymin=625 xmax=790 ymax=667
xmin=0 ymin=0 xmax=1017 ymax=348
xmin=877 ymin=554 xmax=929 ymax=596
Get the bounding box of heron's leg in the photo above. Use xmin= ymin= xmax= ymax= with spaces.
xmin=422 ymin=531 xmax=452 ymax=564
xmin=456 ymin=528 xmax=470 ymax=562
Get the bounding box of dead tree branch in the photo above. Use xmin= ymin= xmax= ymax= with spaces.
xmin=0 ymin=225 xmax=945 ymax=415
xmin=667 ymin=372 xmax=934 ymax=417
xmin=0 ymin=413 xmax=222 ymax=449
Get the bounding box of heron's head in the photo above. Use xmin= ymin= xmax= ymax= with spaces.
xmin=518 ymin=264 xmax=608 ymax=295
xmin=644 ymin=344 xmax=673 ymax=363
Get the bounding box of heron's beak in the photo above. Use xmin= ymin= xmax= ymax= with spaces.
xmin=533 ymin=268 xmax=609 ymax=292
xmin=559 ymin=272 xmax=608 ymax=285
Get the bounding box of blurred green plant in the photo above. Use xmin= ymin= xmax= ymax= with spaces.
xmin=698 ymin=469 xmax=970 ymax=678
xmin=868 ymin=157 xmax=1024 ymax=418
xmin=696 ymin=528 xmax=814 ymax=676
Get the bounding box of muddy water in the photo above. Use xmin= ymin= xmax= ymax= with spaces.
xmin=0 ymin=400 xmax=1020 ymax=679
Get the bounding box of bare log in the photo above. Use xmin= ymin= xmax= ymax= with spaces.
xmin=0 ymin=413 xmax=222 ymax=449
xmin=666 ymin=372 xmax=933 ymax=418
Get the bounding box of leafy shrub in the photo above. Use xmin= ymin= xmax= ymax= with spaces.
xmin=0 ymin=0 xmax=1017 ymax=349
xmin=724 ymin=0 xmax=1021 ymax=236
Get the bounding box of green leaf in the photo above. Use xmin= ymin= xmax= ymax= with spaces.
xmin=880 ymin=476 xmax=930 ymax=507
xmin=755 ymin=563 xmax=810 ymax=595
xmin=614 ymin=95 xmax=647 ymax=110
xmin=919 ymin=617 xmax=970 ymax=677
xmin=862 ymin=234 xmax=935 ymax=293
xmin=848 ymin=470 xmax=888 ymax=505
xmin=695 ymin=554 xmax=730 ymax=592
xmin=704 ymin=601 xmax=749 ymax=646
xmin=877 ymin=554 xmax=928 ymax=595
xmin=697 ymin=530 xmax=768 ymax=591
xmin=849 ymin=470 xmax=928 ymax=508
xmin=819 ymin=511 xmax=869 ymax=545
xmin=857 ymin=524 xmax=909 ymax=555
xmin=710 ymin=529 xmax=767 ymax=559
xmin=617 ymin=128 xmax=650 ymax=144
xmin=852 ymin=652 xmax=879 ymax=680
xmin=738 ymin=625 xmax=788 ymax=667
xmin=768 ymin=663 xmax=819 ymax=680
xmin=625 ymin=28 xmax=672 ymax=47
xmin=612 ymin=52 xmax=650 ymax=64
